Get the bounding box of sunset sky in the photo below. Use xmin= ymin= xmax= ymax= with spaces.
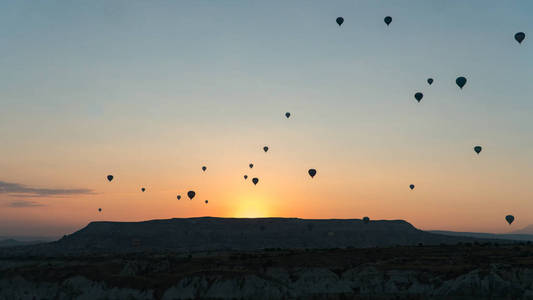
xmin=1 ymin=1 xmax=532 ymax=237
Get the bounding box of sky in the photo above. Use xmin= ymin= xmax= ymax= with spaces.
xmin=0 ymin=0 xmax=532 ymax=237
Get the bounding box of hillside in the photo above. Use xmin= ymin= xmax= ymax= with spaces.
xmin=431 ymin=230 xmax=533 ymax=242
xmin=0 ymin=217 xmax=513 ymax=257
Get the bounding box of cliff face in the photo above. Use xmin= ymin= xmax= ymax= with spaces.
xmin=0 ymin=217 xmax=497 ymax=256
xmin=1 ymin=264 xmax=532 ymax=299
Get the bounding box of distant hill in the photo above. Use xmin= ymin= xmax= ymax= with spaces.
xmin=511 ymin=224 xmax=533 ymax=235
xmin=0 ymin=217 xmax=516 ymax=257
xmin=0 ymin=239 xmax=46 ymax=248
xmin=0 ymin=235 xmax=57 ymax=242
xmin=430 ymin=230 xmax=533 ymax=242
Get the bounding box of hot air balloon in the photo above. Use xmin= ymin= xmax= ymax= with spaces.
xmin=202 ymin=166 xmax=207 ymax=172
xmin=336 ymin=17 xmax=344 ymax=26
xmin=244 ymin=175 xmax=248 ymax=180
xmin=474 ymin=146 xmax=482 ymax=155
xmin=506 ymin=215 xmax=515 ymax=225
xmin=384 ymin=16 xmax=392 ymax=26
xmin=107 ymin=175 xmax=113 ymax=182
xmin=409 ymin=184 xmax=415 ymax=190
xmin=308 ymin=169 xmax=317 ymax=178
xmin=187 ymin=191 xmax=196 ymax=200
xmin=363 ymin=216 xmax=370 ymax=224
xmin=205 ymin=200 xmax=208 ymax=204
xmin=249 ymin=163 xmax=254 ymax=169
xmin=141 ymin=187 xmax=146 ymax=192
xmin=414 ymin=92 xmax=423 ymax=102
xmin=285 ymin=112 xmax=291 ymax=118
xmin=427 ymin=78 xmax=433 ymax=85
xmin=515 ymin=32 xmax=525 ymax=44
xmin=263 ymin=146 xmax=269 ymax=153
xmin=252 ymin=178 xmax=259 ymax=185
xmin=456 ymin=77 xmax=467 ymax=89
xmin=98 ymin=208 xmax=102 ymax=212
xmin=177 ymin=195 xmax=181 ymax=200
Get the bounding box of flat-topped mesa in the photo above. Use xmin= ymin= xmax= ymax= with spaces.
xmin=75 ymin=217 xmax=418 ymax=238
xmin=0 ymin=217 xmax=504 ymax=257
xmin=55 ymin=217 xmax=428 ymax=253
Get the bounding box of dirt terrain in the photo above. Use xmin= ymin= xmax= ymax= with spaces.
xmin=1 ymin=243 xmax=532 ymax=299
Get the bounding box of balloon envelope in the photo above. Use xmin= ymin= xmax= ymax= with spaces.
xmin=414 ymin=92 xmax=423 ymax=102
xmin=456 ymin=77 xmax=467 ymax=89
xmin=384 ymin=16 xmax=392 ymax=26
xmin=141 ymin=187 xmax=145 ymax=192
xmin=285 ymin=112 xmax=291 ymax=118
xmin=363 ymin=216 xmax=370 ymax=224
xmin=98 ymin=208 xmax=102 ymax=212
xmin=263 ymin=146 xmax=269 ymax=152
xmin=187 ymin=191 xmax=196 ymax=200
xmin=249 ymin=163 xmax=254 ymax=169
xmin=107 ymin=175 xmax=113 ymax=182
xmin=205 ymin=200 xmax=208 ymax=204
xmin=336 ymin=17 xmax=344 ymax=26
xmin=427 ymin=78 xmax=433 ymax=85
xmin=515 ymin=32 xmax=525 ymax=44
xmin=409 ymin=184 xmax=415 ymax=190
xmin=308 ymin=169 xmax=317 ymax=178
xmin=202 ymin=166 xmax=206 ymax=172
xmin=252 ymin=178 xmax=259 ymax=185
xmin=177 ymin=195 xmax=181 ymax=200
xmin=506 ymin=215 xmax=515 ymax=225
xmin=244 ymin=175 xmax=248 ymax=180
xmin=474 ymin=146 xmax=482 ymax=154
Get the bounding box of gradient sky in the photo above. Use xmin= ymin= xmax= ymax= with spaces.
xmin=1 ymin=0 xmax=532 ymax=237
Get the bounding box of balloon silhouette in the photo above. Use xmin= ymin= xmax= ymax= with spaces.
xmin=205 ymin=200 xmax=208 ymax=204
xmin=336 ymin=17 xmax=344 ymax=26
xmin=414 ymin=92 xmax=423 ymax=102
xmin=244 ymin=175 xmax=248 ymax=180
xmin=384 ymin=16 xmax=392 ymax=26
xmin=249 ymin=163 xmax=254 ymax=169
xmin=506 ymin=215 xmax=515 ymax=225
xmin=515 ymin=32 xmax=525 ymax=44
xmin=285 ymin=112 xmax=291 ymax=118
xmin=409 ymin=184 xmax=415 ymax=190
xmin=427 ymin=78 xmax=433 ymax=85
xmin=456 ymin=77 xmax=467 ymax=89
xmin=252 ymin=177 xmax=259 ymax=185
xmin=107 ymin=175 xmax=113 ymax=182
xmin=363 ymin=216 xmax=370 ymax=224
xmin=308 ymin=169 xmax=317 ymax=178
xmin=474 ymin=146 xmax=482 ymax=155
xmin=187 ymin=191 xmax=196 ymax=200
xmin=263 ymin=146 xmax=269 ymax=153
xmin=141 ymin=187 xmax=146 ymax=192
xmin=202 ymin=166 xmax=207 ymax=172
xmin=98 ymin=208 xmax=102 ymax=212
xmin=177 ymin=195 xmax=181 ymax=200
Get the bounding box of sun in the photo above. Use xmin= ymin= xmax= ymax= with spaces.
xmin=234 ymin=198 xmax=270 ymax=218
xmin=236 ymin=207 xmax=266 ymax=218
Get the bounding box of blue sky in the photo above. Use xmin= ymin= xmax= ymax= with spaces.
xmin=0 ymin=0 xmax=531 ymax=236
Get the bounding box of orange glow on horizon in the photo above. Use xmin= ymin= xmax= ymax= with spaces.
xmin=232 ymin=194 xmax=271 ymax=218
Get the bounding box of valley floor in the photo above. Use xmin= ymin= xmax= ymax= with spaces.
xmin=1 ymin=243 xmax=533 ymax=299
